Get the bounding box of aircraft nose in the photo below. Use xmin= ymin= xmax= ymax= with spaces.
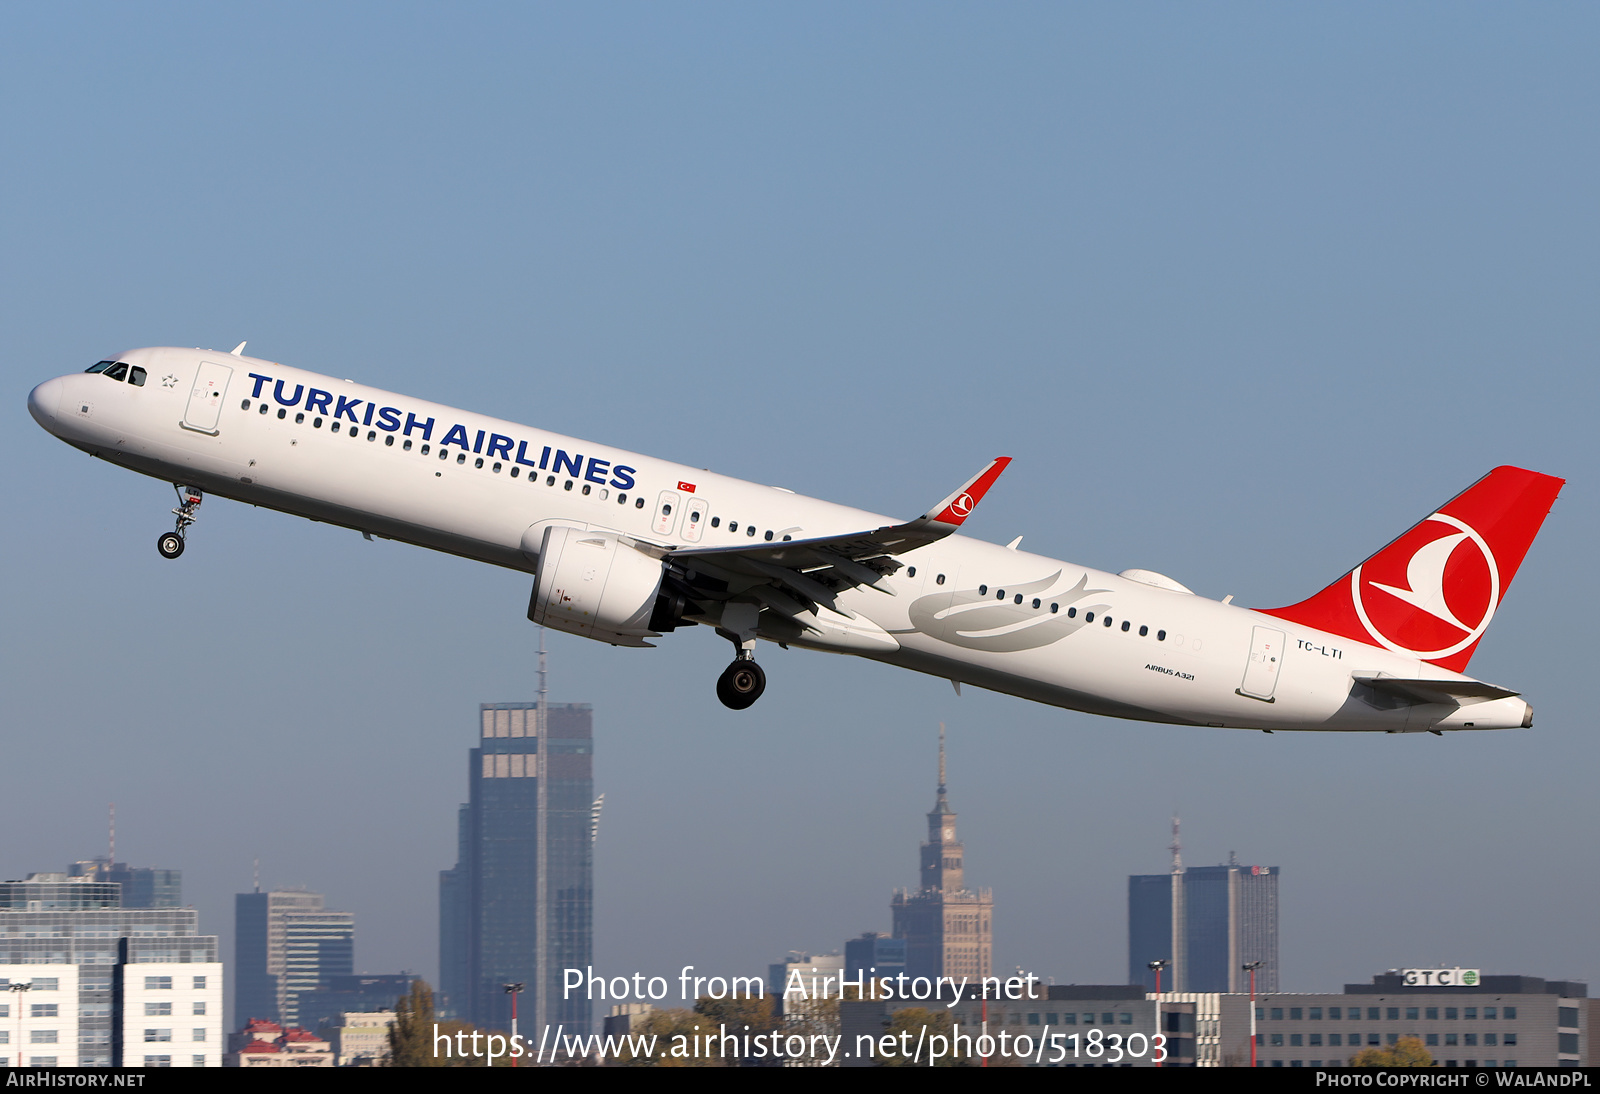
xmin=28 ymin=377 xmax=64 ymax=428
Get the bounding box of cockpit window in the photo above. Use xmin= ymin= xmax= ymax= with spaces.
xmin=86 ymin=361 xmax=114 ymax=374
xmin=103 ymin=362 xmax=129 ymax=381
xmin=129 ymin=366 xmax=147 ymax=387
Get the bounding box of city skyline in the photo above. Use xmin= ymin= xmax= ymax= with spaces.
xmin=3 ymin=4 xmax=1596 ymax=1004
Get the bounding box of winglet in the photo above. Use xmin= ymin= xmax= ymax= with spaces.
xmin=923 ymin=457 xmax=1012 ymax=528
xmin=230 ymin=341 xmax=247 ymax=357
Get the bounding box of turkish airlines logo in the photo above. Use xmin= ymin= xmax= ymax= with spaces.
xmin=1351 ymin=513 xmax=1500 ymax=660
xmin=950 ymin=493 xmax=975 ymax=517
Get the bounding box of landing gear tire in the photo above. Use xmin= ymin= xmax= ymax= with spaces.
xmin=157 ymin=532 xmax=185 ymax=559
xmin=716 ymin=660 xmax=766 ymax=710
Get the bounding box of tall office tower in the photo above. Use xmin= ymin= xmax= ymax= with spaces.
xmin=439 ymin=700 xmax=594 ymax=1034
xmin=235 ymin=890 xmax=355 ymax=1028
xmin=0 ymin=873 xmax=222 ymax=1067
xmin=891 ymin=727 xmax=992 ymax=982
xmin=1128 ymin=835 xmax=1279 ymax=994
xmin=69 ymin=859 xmax=182 ymax=908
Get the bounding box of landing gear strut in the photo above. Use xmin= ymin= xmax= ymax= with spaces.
xmin=158 ymin=484 xmax=202 ymax=560
xmin=716 ymin=658 xmax=766 ymax=710
xmin=715 ymin=601 xmax=766 ymax=710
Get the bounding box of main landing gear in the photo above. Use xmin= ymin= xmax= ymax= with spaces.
xmin=716 ymin=658 xmax=766 ymax=710
xmin=157 ymin=484 xmax=202 ymax=560
xmin=715 ymin=601 xmax=766 ymax=710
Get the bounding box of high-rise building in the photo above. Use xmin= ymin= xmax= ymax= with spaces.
xmin=69 ymin=859 xmax=182 ymax=908
xmin=0 ymin=873 xmax=222 ymax=1067
xmin=1128 ymin=828 xmax=1279 ymax=994
xmin=438 ymin=699 xmax=594 ymax=1033
xmin=890 ymin=727 xmax=992 ymax=981
xmin=234 ymin=890 xmax=354 ymax=1028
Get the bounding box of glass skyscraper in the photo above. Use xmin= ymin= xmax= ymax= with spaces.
xmin=439 ymin=701 xmax=594 ymax=1035
xmin=1128 ymin=862 xmax=1279 ymax=993
xmin=234 ymin=890 xmax=354 ymax=1028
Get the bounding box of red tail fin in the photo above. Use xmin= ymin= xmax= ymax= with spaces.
xmin=1260 ymin=466 xmax=1564 ymax=672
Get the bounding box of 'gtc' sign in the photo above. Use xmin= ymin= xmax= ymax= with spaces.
xmin=1402 ymin=968 xmax=1481 ymax=987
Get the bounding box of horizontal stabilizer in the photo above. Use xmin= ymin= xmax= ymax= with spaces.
xmin=1352 ymin=674 xmax=1519 ymax=705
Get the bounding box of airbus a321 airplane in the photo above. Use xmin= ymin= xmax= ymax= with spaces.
xmin=29 ymin=346 xmax=1563 ymax=732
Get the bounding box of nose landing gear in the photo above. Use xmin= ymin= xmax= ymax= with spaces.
xmin=158 ymin=485 xmax=202 ymax=560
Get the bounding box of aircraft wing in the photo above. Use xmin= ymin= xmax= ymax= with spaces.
xmin=668 ymin=457 xmax=1010 ymax=616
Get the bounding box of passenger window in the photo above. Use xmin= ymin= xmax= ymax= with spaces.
xmin=104 ymin=363 xmax=128 ymax=381
xmin=494 ymin=462 xmax=503 ymax=473
xmin=1014 ymin=594 xmax=1023 ymax=604
xmin=936 ymin=574 xmax=945 ymax=585
xmin=581 ymin=483 xmax=590 ymax=494
xmin=1085 ymin=612 xmax=1094 ymax=623
xmin=440 ymin=449 xmax=449 ymax=460
xmin=907 ymin=567 xmax=916 ymax=578
xmin=332 ymin=422 xmax=341 ymax=433
xmin=662 ymin=503 xmax=672 ymax=515
xmin=764 ymin=530 xmax=773 ymax=541
xmin=1032 ymin=598 xmax=1040 ymax=609
xmin=129 ymin=366 xmax=147 ymax=387
xmin=260 ymin=405 xmax=269 ymax=415
xmin=747 ymin=526 xmax=756 ymax=537
xmin=458 ymin=453 xmax=467 ymax=464
xmin=277 ymin=408 xmax=286 ymax=419
xmin=418 ymin=443 xmax=427 ymax=454
xmin=599 ymin=489 xmax=608 ymax=500
xmin=996 ymin=589 xmax=1005 ymax=600
xmin=1103 ymin=616 xmax=1113 ymax=627
xmin=564 ymin=480 xmax=573 ymax=490
xmin=729 ymin=521 xmax=738 ymax=532
xmin=1139 ymin=625 xmax=1148 ymax=636
xmin=510 ymin=466 xmax=518 ymax=476
xmin=296 ymin=413 xmax=305 ymax=424
xmin=241 ymin=399 xmax=251 ymax=410
xmin=471 ymin=457 xmax=482 ymax=468
xmin=547 ymin=476 xmax=556 ymax=485
xmin=1050 ymin=603 xmax=1059 ymax=614
xmin=618 ymin=494 xmax=628 ymax=504
xmin=711 ymin=517 xmax=720 ymax=527
xmin=635 ymin=497 xmax=645 ymax=508
xmin=1121 ymin=620 xmax=1131 ymax=632
xmin=385 ymin=435 xmax=394 ymax=446
xmin=368 ymin=431 xmax=377 ymax=441
xmin=313 ymin=417 xmax=323 ymax=428
xmin=978 ymin=585 xmax=987 ymax=595
xmin=1157 ymin=630 xmax=1166 ymax=641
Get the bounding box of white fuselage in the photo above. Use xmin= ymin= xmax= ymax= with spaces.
xmin=28 ymin=347 xmax=1533 ymax=732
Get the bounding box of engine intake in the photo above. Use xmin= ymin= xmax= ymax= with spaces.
xmin=527 ymin=526 xmax=666 ymax=647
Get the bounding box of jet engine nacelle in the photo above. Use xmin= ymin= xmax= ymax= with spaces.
xmin=528 ymin=526 xmax=665 ymax=647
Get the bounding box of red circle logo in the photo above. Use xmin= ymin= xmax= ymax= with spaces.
xmin=1351 ymin=514 xmax=1499 ymax=660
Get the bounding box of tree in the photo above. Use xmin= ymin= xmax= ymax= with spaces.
xmin=388 ymin=979 xmax=437 ymax=1067
xmin=876 ymin=1007 xmax=970 ymax=1067
xmin=387 ymin=979 xmax=508 ymax=1067
xmin=611 ymin=1008 xmax=730 ymax=1067
xmin=1351 ymin=1036 xmax=1433 ymax=1067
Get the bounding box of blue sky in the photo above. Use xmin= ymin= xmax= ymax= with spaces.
xmin=3 ymin=3 xmax=1597 ymax=1008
